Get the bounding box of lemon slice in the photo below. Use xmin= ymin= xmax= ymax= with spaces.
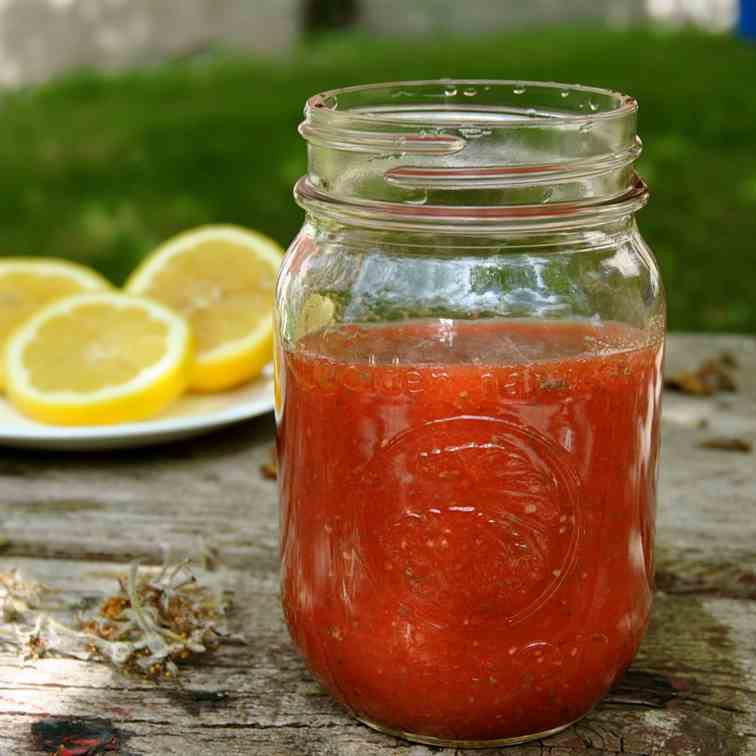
xmin=126 ymin=225 xmax=282 ymax=392
xmin=0 ymin=258 xmax=111 ymax=390
xmin=4 ymin=292 xmax=193 ymax=426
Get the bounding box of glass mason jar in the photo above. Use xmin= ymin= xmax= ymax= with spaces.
xmin=275 ymin=80 xmax=665 ymax=747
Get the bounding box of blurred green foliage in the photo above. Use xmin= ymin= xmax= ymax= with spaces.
xmin=0 ymin=27 xmax=754 ymax=332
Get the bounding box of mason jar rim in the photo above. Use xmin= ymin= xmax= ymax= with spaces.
xmin=305 ymin=79 xmax=637 ymax=128
xmin=296 ymin=79 xmax=646 ymax=232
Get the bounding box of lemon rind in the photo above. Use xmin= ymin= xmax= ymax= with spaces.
xmin=189 ymin=318 xmax=273 ymax=392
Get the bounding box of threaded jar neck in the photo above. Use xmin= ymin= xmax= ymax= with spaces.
xmin=295 ymin=80 xmax=648 ymax=233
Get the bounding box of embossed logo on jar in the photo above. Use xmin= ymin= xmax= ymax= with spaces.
xmin=357 ymin=416 xmax=581 ymax=626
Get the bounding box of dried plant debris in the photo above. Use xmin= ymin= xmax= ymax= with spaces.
xmin=0 ymin=561 xmax=243 ymax=679
xmin=260 ymin=445 xmax=278 ymax=480
xmin=699 ymin=436 xmax=752 ymax=453
xmin=0 ymin=569 xmax=57 ymax=660
xmin=1 ymin=569 xmax=52 ymax=624
xmin=665 ymin=352 xmax=738 ymax=396
xmin=80 ymin=561 xmax=244 ymax=678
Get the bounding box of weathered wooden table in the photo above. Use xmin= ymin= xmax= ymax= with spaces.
xmin=1 ymin=333 xmax=755 ymax=756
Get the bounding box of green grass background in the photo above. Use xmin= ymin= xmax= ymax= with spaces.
xmin=0 ymin=27 xmax=754 ymax=332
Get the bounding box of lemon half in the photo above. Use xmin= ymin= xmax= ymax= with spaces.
xmin=0 ymin=258 xmax=111 ymax=390
xmin=4 ymin=292 xmax=193 ymax=426
xmin=126 ymin=225 xmax=282 ymax=392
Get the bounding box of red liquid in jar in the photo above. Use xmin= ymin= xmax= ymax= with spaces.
xmin=277 ymin=319 xmax=663 ymax=743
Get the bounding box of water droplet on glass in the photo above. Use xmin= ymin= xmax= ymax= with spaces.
xmin=542 ymin=188 xmax=554 ymax=203
xmin=483 ymin=85 xmax=492 ymax=91
xmin=463 ymin=87 xmax=477 ymax=97
xmin=579 ymin=122 xmax=593 ymax=134
xmin=444 ymin=87 xmax=458 ymax=97
xmin=588 ymin=100 xmax=599 ymax=112
xmin=526 ymin=108 xmax=537 ymax=117
xmin=560 ymin=90 xmax=570 ymax=99
xmin=513 ymin=84 xmax=527 ymax=95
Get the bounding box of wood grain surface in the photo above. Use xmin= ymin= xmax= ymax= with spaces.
xmin=1 ymin=333 xmax=755 ymax=756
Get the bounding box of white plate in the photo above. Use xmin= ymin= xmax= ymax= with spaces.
xmin=0 ymin=364 xmax=275 ymax=451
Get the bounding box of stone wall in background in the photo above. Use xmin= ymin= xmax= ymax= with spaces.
xmin=359 ymin=0 xmax=649 ymax=36
xmin=358 ymin=0 xmax=737 ymax=35
xmin=0 ymin=0 xmax=738 ymax=87
xmin=647 ymin=0 xmax=736 ymax=30
xmin=0 ymin=0 xmax=301 ymax=87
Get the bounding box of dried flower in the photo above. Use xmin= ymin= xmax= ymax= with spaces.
xmin=78 ymin=561 xmax=243 ymax=678
xmin=0 ymin=570 xmax=56 ymax=660
xmin=0 ymin=560 xmax=243 ymax=679
xmin=0 ymin=569 xmax=51 ymax=624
